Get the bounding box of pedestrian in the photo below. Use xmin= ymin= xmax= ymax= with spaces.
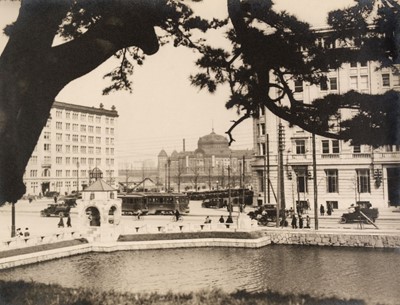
xmin=219 ymin=215 xmax=225 ymax=223
xmin=226 ymin=215 xmax=233 ymax=223
xmin=16 ymin=228 xmax=23 ymax=238
xmin=296 ymin=203 xmax=301 ymax=215
xmin=204 ymin=216 xmax=211 ymax=224
xmin=24 ymin=228 xmax=30 ymax=237
xmin=58 ymin=214 xmax=64 ymax=228
xmin=291 ymin=214 xmax=297 ymax=229
xmin=320 ymin=204 xmax=325 ymax=216
xmin=54 ymin=196 xmax=58 ymax=203
xmin=305 ymin=215 xmax=311 ymax=228
xmin=66 ymin=215 xmax=72 ymax=227
xmin=327 ymin=203 xmax=332 ymax=216
xmin=174 ymin=209 xmax=181 ymax=222
xmin=299 ymin=215 xmax=303 ymax=229
xmin=289 ymin=207 xmax=294 ymax=217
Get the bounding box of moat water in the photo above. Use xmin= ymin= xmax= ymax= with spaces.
xmin=0 ymin=246 xmax=399 ymax=304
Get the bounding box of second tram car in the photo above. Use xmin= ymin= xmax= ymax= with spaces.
xmin=118 ymin=192 xmax=190 ymax=215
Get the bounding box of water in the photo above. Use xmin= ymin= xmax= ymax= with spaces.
xmin=0 ymin=246 xmax=399 ymax=304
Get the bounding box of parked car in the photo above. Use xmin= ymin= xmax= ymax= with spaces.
xmin=40 ymin=203 xmax=71 ymax=217
xmin=339 ymin=202 xmax=379 ymax=224
xmin=248 ymin=204 xmax=288 ymax=226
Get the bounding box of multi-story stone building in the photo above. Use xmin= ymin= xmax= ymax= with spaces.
xmin=157 ymin=130 xmax=253 ymax=192
xmin=23 ymin=102 xmax=119 ymax=196
xmin=252 ymin=61 xmax=400 ymax=210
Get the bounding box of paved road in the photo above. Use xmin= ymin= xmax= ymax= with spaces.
xmin=0 ymin=199 xmax=399 ymax=241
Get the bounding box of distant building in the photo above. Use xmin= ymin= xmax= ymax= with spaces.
xmin=23 ymin=102 xmax=119 ymax=196
xmin=252 ymin=58 xmax=400 ymax=210
xmin=157 ymin=130 xmax=254 ymax=192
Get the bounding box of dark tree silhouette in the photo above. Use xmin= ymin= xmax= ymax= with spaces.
xmin=0 ymin=0 xmax=399 ymax=204
xmin=0 ymin=0 xmax=222 ymax=204
xmin=191 ymin=0 xmax=400 ymax=147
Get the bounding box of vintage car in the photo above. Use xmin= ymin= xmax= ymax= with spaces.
xmin=58 ymin=193 xmax=81 ymax=207
xmin=201 ymin=198 xmax=226 ymax=209
xmin=339 ymin=202 xmax=379 ymax=224
xmin=248 ymin=204 xmax=288 ymax=226
xmin=40 ymin=203 xmax=71 ymax=217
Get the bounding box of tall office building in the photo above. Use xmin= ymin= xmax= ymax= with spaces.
xmin=23 ymin=102 xmax=119 ymax=196
xmin=252 ymin=59 xmax=400 ymax=210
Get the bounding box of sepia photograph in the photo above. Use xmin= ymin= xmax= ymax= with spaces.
xmin=0 ymin=0 xmax=399 ymax=304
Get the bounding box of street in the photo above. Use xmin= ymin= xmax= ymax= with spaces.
xmin=1 ymin=199 xmax=400 ymax=241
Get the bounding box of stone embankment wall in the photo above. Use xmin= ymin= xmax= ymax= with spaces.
xmin=260 ymin=231 xmax=400 ymax=248
xmin=1 ymin=229 xmax=399 ymax=270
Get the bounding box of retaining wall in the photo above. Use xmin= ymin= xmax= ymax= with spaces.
xmin=0 ymin=229 xmax=399 ymax=270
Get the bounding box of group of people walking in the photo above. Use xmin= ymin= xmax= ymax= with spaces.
xmin=290 ymin=213 xmax=311 ymax=229
xmin=16 ymin=227 xmax=30 ymax=237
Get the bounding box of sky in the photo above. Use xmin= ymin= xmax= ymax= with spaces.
xmin=0 ymin=0 xmax=355 ymax=167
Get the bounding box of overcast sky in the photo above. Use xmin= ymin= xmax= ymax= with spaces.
xmin=0 ymin=0 xmax=354 ymax=166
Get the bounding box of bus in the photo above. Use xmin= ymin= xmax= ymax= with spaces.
xmin=118 ymin=192 xmax=190 ymax=215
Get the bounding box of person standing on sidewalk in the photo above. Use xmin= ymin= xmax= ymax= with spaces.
xmin=58 ymin=214 xmax=64 ymax=228
xmin=320 ymin=204 xmax=325 ymax=216
xmin=299 ymin=215 xmax=303 ymax=229
xmin=66 ymin=214 xmax=72 ymax=227
xmin=291 ymin=214 xmax=297 ymax=229
xmin=305 ymin=215 xmax=311 ymax=228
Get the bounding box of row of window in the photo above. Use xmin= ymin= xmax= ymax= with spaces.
xmin=29 ymin=169 xmax=115 ymax=178
xmin=258 ymin=169 xmax=371 ymax=194
xmin=47 ymin=134 xmax=114 ymax=145
xmin=258 ymin=140 xmax=400 ymax=156
xmin=54 ymin=122 xmax=115 ymax=134
xmin=42 ymin=144 xmax=115 ymax=155
xmin=29 ymin=156 xmax=114 ymax=166
xmin=295 ymin=169 xmax=370 ymax=194
xmin=293 ymin=73 xmax=399 ymax=94
xmin=55 ymin=111 xmax=115 ymax=125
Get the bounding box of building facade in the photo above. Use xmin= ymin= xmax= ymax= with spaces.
xmin=252 ymin=61 xmax=400 ymax=210
xmin=23 ymin=102 xmax=119 ymax=196
xmin=158 ymin=130 xmax=254 ymax=192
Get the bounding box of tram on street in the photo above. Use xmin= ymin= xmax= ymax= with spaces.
xmin=118 ymin=192 xmax=190 ymax=215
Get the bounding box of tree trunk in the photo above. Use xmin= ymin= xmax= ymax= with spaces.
xmin=0 ymin=0 xmax=161 ymax=204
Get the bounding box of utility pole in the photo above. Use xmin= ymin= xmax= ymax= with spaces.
xmin=263 ymin=153 xmax=267 ymax=205
xmin=164 ymin=163 xmax=167 ymax=192
xmin=228 ymin=165 xmax=232 ymax=217
xmin=168 ymin=158 xmax=171 ymax=192
xmin=77 ymin=161 xmax=80 ymax=193
xmin=11 ymin=202 xmax=15 ymax=237
xmin=277 ymin=123 xmax=286 ymax=227
xmin=312 ymin=133 xmax=318 ymax=230
xmin=267 ymin=134 xmax=270 ymax=204
xmin=242 ymin=156 xmax=246 ymax=208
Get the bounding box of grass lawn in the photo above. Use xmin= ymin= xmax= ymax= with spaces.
xmin=0 ymin=280 xmax=367 ymax=305
xmin=118 ymin=230 xmax=267 ymax=242
xmin=0 ymin=239 xmax=88 ymax=259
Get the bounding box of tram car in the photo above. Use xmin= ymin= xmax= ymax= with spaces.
xmin=118 ymin=192 xmax=190 ymax=215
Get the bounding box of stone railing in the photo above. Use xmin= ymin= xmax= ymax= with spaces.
xmin=122 ymin=222 xmax=244 ymax=235
xmin=0 ymin=231 xmax=83 ymax=251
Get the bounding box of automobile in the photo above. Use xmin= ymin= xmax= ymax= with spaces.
xmin=201 ymin=198 xmax=226 ymax=209
xmin=58 ymin=193 xmax=81 ymax=207
xmin=339 ymin=202 xmax=379 ymax=224
xmin=248 ymin=204 xmax=288 ymax=226
xmin=40 ymin=203 xmax=71 ymax=217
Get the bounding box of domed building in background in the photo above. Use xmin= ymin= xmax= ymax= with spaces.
xmin=158 ymin=129 xmax=253 ymax=192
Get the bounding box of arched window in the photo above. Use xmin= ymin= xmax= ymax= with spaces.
xmin=90 ymin=192 xmax=95 ymax=200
